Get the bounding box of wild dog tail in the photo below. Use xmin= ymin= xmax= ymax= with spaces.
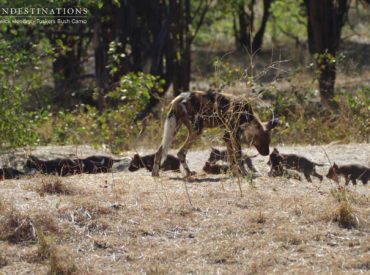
xmin=113 ymin=157 xmax=132 ymax=162
xmin=160 ymin=112 xmax=178 ymax=164
xmin=247 ymin=154 xmax=259 ymax=159
xmin=314 ymin=162 xmax=326 ymax=166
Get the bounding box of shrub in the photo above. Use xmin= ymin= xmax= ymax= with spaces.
xmin=0 ymin=39 xmax=42 ymax=150
xmin=332 ymin=201 xmax=359 ymax=229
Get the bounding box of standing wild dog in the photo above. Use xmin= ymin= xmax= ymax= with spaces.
xmin=267 ymin=148 xmax=324 ymax=182
xmin=152 ymin=91 xmax=278 ymax=177
xmin=326 ymin=163 xmax=369 ymax=185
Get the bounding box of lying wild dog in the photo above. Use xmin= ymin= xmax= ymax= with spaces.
xmin=267 ymin=166 xmax=302 ymax=181
xmin=82 ymin=155 xmax=123 ymax=173
xmin=202 ymin=161 xmax=229 ymax=175
xmin=26 ymin=155 xmax=124 ymax=175
xmin=267 ymin=148 xmax=324 ymax=182
xmin=25 ymin=155 xmax=81 ymax=176
xmin=0 ymin=168 xmax=24 ymax=180
xmin=152 ymin=91 xmax=278 ymax=177
xmin=129 ymin=154 xmax=180 ymax=172
xmin=208 ymin=147 xmax=258 ymax=172
xmin=326 ymin=163 xmax=369 ymax=185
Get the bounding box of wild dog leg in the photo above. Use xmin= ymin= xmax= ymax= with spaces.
xmin=152 ymin=146 xmax=163 ymax=177
xmin=235 ymin=142 xmax=248 ymax=176
xmin=304 ymin=172 xmax=312 ymax=182
xmin=243 ymin=154 xmax=259 ymax=173
xmin=312 ymin=170 xmax=323 ymax=181
xmin=223 ymin=132 xmax=247 ymax=176
xmin=177 ymin=130 xmax=200 ymax=177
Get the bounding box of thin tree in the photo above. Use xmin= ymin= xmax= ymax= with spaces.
xmin=304 ymin=0 xmax=350 ymax=105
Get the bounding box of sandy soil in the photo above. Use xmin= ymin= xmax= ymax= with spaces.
xmin=0 ymin=143 xmax=369 ymax=274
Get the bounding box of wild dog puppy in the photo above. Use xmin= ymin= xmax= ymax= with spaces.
xmin=0 ymin=168 xmax=24 ymax=180
xmin=267 ymin=148 xmax=324 ymax=182
xmin=202 ymin=161 xmax=229 ymax=175
xmin=129 ymin=154 xmax=180 ymax=172
xmin=152 ymin=91 xmax=278 ymax=177
xmin=82 ymin=155 xmax=123 ymax=173
xmin=208 ymin=147 xmax=258 ymax=172
xmin=25 ymin=155 xmax=80 ymax=176
xmin=326 ymin=163 xmax=369 ymax=185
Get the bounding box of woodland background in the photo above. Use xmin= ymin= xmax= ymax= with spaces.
xmin=0 ymin=0 xmax=369 ymax=153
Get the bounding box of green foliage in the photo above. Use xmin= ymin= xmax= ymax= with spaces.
xmin=40 ymin=72 xmax=164 ymax=152
xmin=266 ymin=85 xmax=369 ymax=145
xmin=0 ymin=39 xmax=44 ymax=150
xmin=107 ymin=41 xmax=125 ymax=76
xmin=107 ymin=72 xmax=163 ymax=105
xmin=269 ymin=0 xmax=306 ymax=42
xmin=212 ymin=59 xmax=244 ymax=88
xmin=193 ymin=1 xmax=234 ymax=48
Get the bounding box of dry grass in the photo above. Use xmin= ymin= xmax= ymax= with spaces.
xmin=0 ymin=144 xmax=369 ymax=274
xmin=331 ymin=201 xmax=359 ymax=229
xmin=48 ymin=245 xmax=78 ymax=275
xmin=32 ymin=175 xmax=74 ymax=196
xmin=0 ymin=200 xmax=59 ymax=245
xmin=0 ymin=205 xmax=37 ymax=244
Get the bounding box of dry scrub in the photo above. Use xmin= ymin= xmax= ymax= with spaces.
xmin=0 ymin=144 xmax=369 ymax=274
xmin=33 ymin=175 xmax=74 ymax=196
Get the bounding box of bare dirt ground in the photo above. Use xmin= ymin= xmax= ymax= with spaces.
xmin=0 ymin=143 xmax=369 ymax=274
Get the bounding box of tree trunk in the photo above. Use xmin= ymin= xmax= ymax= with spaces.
xmin=237 ymin=0 xmax=256 ymax=52
xmin=169 ymin=0 xmax=191 ymax=96
xmin=238 ymin=2 xmax=252 ymax=51
xmin=252 ymin=0 xmax=273 ymax=52
xmin=304 ymin=0 xmax=349 ymax=105
xmin=93 ymin=21 xmax=109 ymax=112
xmin=50 ymin=24 xmax=82 ymax=108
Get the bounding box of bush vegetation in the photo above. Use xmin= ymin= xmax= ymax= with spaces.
xmin=0 ymin=1 xmax=369 ymax=153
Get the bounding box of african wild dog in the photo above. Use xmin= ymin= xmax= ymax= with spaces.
xmin=25 ymin=155 xmax=123 ymax=176
xmin=267 ymin=148 xmax=324 ymax=182
xmin=25 ymin=155 xmax=80 ymax=176
xmin=0 ymin=168 xmax=24 ymax=180
xmin=129 ymin=153 xmax=180 ymax=172
xmin=152 ymin=91 xmax=278 ymax=177
xmin=202 ymin=161 xmax=229 ymax=175
xmin=82 ymin=155 xmax=123 ymax=173
xmin=326 ymin=163 xmax=369 ymax=185
xmin=208 ymin=147 xmax=258 ymax=173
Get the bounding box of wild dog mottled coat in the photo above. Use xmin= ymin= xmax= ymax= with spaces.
xmin=152 ymin=91 xmax=277 ymax=177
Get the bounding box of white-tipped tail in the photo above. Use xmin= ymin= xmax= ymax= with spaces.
xmin=160 ymin=114 xmax=177 ymax=164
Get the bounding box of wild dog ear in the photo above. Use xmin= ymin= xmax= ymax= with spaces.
xmin=266 ymin=111 xmax=279 ymax=130
xmin=211 ymin=147 xmax=220 ymax=153
xmin=333 ymin=162 xmax=338 ymax=168
xmin=266 ymin=119 xmax=279 ymax=130
xmin=29 ymin=155 xmax=38 ymax=161
xmin=272 ymin=148 xmax=279 ymax=154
